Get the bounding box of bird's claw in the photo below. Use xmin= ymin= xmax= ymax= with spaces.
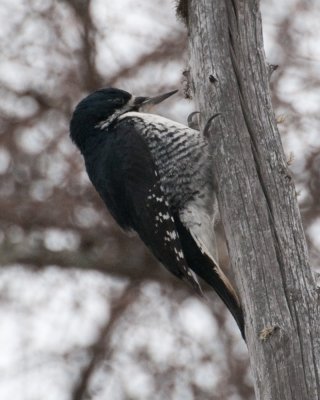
xmin=187 ymin=111 xmax=200 ymax=130
xmin=203 ymin=113 xmax=222 ymax=138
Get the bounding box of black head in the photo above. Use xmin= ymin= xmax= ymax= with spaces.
xmin=70 ymin=87 xmax=177 ymax=153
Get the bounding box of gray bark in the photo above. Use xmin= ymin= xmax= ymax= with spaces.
xmin=185 ymin=0 xmax=320 ymax=399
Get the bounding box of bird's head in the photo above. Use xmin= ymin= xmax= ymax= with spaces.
xmin=70 ymin=87 xmax=178 ymax=152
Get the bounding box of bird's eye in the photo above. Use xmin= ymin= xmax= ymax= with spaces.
xmin=107 ymin=98 xmax=124 ymax=106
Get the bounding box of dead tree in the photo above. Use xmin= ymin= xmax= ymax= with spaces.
xmin=179 ymin=0 xmax=320 ymax=399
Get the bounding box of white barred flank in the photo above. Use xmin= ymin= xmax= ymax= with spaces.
xmin=120 ymin=112 xmax=212 ymax=214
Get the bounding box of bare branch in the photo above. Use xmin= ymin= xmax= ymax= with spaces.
xmin=71 ymin=283 xmax=141 ymax=400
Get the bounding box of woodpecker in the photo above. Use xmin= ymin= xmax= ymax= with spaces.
xmin=70 ymin=87 xmax=245 ymax=338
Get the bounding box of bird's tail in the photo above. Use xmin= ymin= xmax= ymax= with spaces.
xmin=175 ymin=218 xmax=245 ymax=340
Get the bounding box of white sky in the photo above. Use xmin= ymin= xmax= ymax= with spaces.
xmin=0 ymin=0 xmax=319 ymax=399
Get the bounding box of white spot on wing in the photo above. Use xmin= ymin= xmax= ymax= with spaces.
xmin=165 ymin=230 xmax=177 ymax=240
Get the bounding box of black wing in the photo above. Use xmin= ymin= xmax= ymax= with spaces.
xmin=88 ymin=120 xmax=202 ymax=294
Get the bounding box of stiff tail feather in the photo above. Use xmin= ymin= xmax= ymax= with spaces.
xmin=175 ymin=217 xmax=245 ymax=340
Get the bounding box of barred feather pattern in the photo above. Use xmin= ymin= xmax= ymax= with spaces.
xmin=119 ymin=112 xmax=220 ymax=265
xmin=120 ymin=113 xmax=214 ymax=210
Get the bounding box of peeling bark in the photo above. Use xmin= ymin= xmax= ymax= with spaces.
xmin=186 ymin=0 xmax=320 ymax=399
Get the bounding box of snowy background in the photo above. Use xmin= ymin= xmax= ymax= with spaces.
xmin=0 ymin=0 xmax=319 ymax=399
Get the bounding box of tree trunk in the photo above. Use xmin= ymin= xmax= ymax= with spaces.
xmin=184 ymin=0 xmax=320 ymax=399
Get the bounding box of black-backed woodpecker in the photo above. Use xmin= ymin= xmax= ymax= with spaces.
xmin=70 ymin=87 xmax=245 ymax=338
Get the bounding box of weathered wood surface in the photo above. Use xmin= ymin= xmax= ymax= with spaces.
xmin=186 ymin=0 xmax=320 ymax=399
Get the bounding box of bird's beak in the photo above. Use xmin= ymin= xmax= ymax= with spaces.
xmin=142 ymin=89 xmax=178 ymax=106
xmin=134 ymin=89 xmax=178 ymax=112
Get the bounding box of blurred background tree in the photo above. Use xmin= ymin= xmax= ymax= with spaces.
xmin=0 ymin=0 xmax=319 ymax=399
